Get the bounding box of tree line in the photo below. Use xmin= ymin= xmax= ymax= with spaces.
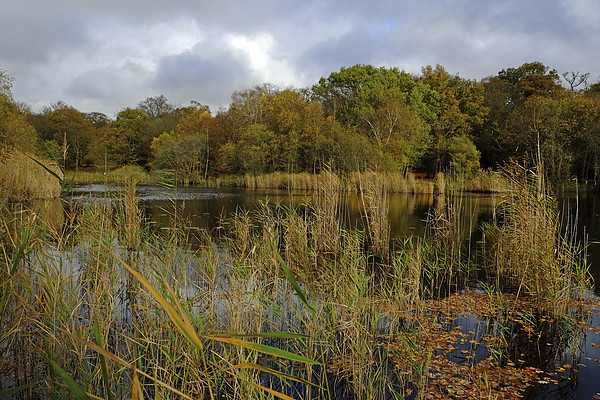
xmin=2 ymin=61 xmax=600 ymax=185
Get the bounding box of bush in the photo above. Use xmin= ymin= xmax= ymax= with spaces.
xmin=447 ymin=135 xmax=481 ymax=176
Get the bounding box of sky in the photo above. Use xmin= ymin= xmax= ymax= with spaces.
xmin=1 ymin=0 xmax=599 ymax=117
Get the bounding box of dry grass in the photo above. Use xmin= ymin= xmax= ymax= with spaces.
xmin=359 ymin=171 xmax=390 ymax=257
xmin=482 ymin=163 xmax=591 ymax=316
xmin=349 ymin=171 xmax=434 ymax=194
xmin=69 ymin=168 xmax=511 ymax=195
xmin=449 ymin=169 xmax=509 ymax=193
xmin=66 ymin=165 xmax=156 ymax=185
xmin=0 ymin=150 xmax=62 ymax=199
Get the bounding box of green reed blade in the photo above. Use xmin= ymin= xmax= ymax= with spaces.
xmin=47 ymin=358 xmax=92 ymax=400
xmin=93 ymin=316 xmax=115 ymax=400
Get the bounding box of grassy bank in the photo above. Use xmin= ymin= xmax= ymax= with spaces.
xmin=0 ymin=164 xmax=595 ymax=399
xmin=65 ymin=164 xmax=158 ymax=185
xmin=68 ymin=168 xmax=510 ymax=194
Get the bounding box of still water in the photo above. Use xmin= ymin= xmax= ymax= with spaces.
xmin=70 ymin=184 xmax=600 ymax=294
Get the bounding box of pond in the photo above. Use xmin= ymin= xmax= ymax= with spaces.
xmin=70 ymin=184 xmax=600 ymax=294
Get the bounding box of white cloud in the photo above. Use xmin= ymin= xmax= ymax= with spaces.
xmin=226 ymin=32 xmax=303 ymax=87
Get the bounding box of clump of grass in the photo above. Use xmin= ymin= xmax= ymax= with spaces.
xmin=313 ymin=169 xmax=340 ymax=255
xmin=0 ymin=150 xmax=62 ymax=200
xmin=434 ymin=171 xmax=446 ymax=195
xmin=198 ymin=171 xmax=435 ymax=193
xmin=482 ymin=162 xmax=592 ymax=316
xmin=359 ymin=171 xmax=390 ymax=257
xmin=348 ymin=171 xmax=434 ymax=194
xmin=449 ymin=169 xmax=509 ymax=193
xmin=243 ymin=171 xmax=316 ymax=190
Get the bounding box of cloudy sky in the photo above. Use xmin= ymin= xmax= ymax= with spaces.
xmin=1 ymin=0 xmax=599 ymax=117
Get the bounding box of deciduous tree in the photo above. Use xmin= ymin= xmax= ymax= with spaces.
xmin=31 ymin=102 xmax=95 ymax=170
xmin=107 ymin=108 xmax=152 ymax=166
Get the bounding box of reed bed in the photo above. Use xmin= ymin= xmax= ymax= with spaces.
xmin=68 ymin=168 xmax=511 ymax=195
xmin=0 ymin=150 xmax=62 ymax=200
xmin=194 ymin=170 xmax=436 ymax=193
xmin=0 ymin=165 xmax=594 ymax=399
xmin=481 ymin=163 xmax=592 ymax=316
xmin=66 ymin=165 xmax=157 ymax=185
xmin=448 ymin=169 xmax=509 ymax=193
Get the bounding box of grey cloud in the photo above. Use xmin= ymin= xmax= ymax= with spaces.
xmin=0 ymin=8 xmax=90 ymax=65
xmin=64 ymin=62 xmax=150 ymax=115
xmin=299 ymin=27 xmax=380 ymax=80
xmin=2 ymin=0 xmax=600 ymax=115
xmin=151 ymin=49 xmax=254 ymax=112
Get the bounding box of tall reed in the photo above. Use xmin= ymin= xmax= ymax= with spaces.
xmin=482 ymin=162 xmax=592 ymax=316
xmin=359 ymin=171 xmax=390 ymax=257
xmin=313 ymin=169 xmax=341 ymax=255
xmin=0 ymin=150 xmax=62 ymax=200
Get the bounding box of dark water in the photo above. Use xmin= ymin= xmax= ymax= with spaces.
xmin=70 ymin=184 xmax=599 ymax=293
xmin=71 ymin=184 xmax=496 ymax=240
xmin=561 ymin=191 xmax=600 ymax=294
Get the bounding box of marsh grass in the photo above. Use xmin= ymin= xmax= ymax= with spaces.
xmin=482 ymin=163 xmax=592 ymax=316
xmin=0 ymin=150 xmax=62 ymax=200
xmin=450 ymin=169 xmax=509 ymax=193
xmin=67 ymin=165 xmax=156 ymax=185
xmin=0 ymin=166 xmax=594 ymax=399
xmin=69 ymin=168 xmax=511 ymax=196
xmin=184 ymin=171 xmax=435 ymax=194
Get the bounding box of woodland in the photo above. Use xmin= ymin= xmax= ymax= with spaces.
xmin=2 ymin=61 xmax=600 ymax=187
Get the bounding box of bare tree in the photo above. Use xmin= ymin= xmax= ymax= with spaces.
xmin=562 ymin=71 xmax=590 ymax=91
